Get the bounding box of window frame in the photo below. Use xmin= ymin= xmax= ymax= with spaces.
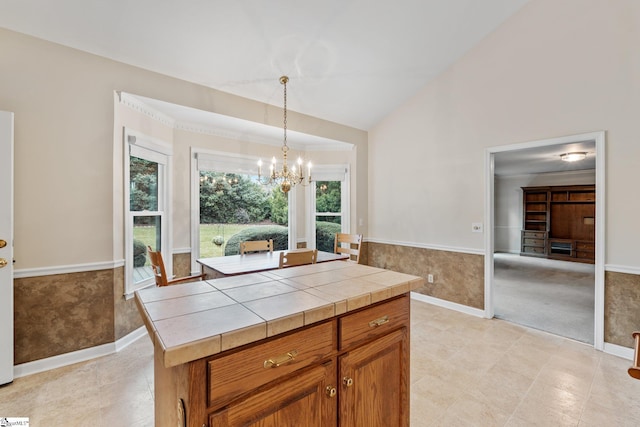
xmin=190 ymin=148 xmax=297 ymax=273
xmin=124 ymin=129 xmax=172 ymax=297
xmin=307 ymin=164 xmax=350 ymax=250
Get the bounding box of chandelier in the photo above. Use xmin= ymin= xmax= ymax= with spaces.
xmin=257 ymin=76 xmax=311 ymax=193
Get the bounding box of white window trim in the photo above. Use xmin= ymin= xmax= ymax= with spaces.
xmin=124 ymin=128 xmax=173 ymax=298
xmin=190 ymin=148 xmax=297 ymax=273
xmin=307 ymin=164 xmax=350 ymax=250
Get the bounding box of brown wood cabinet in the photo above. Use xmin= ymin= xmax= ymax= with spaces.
xmin=209 ymin=361 xmax=337 ymax=426
xmin=521 ymin=185 xmax=595 ymax=263
xmin=339 ymin=329 xmax=408 ymax=427
xmin=159 ymin=295 xmax=410 ymax=427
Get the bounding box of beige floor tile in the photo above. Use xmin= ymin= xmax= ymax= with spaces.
xmin=411 ymin=374 xmax=464 ymax=409
xmin=411 ymin=391 xmax=448 ymax=426
xmin=525 ymin=380 xmax=586 ymax=418
xmin=468 ymin=368 xmax=533 ymax=414
xmin=508 ymin=407 xmax=580 ymax=426
xmin=3 ymin=298 xmax=640 ymax=427
xmin=444 ymin=392 xmax=512 ymax=427
xmin=533 ymin=365 xmax=594 ymax=400
xmin=579 ymin=398 xmax=640 ymax=427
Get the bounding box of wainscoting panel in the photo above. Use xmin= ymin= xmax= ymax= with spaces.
xmin=113 ymin=266 xmax=144 ymax=340
xmin=366 ymin=241 xmax=484 ymax=309
xmin=605 ymin=271 xmax=640 ymax=348
xmin=14 ymin=269 xmax=116 ymax=364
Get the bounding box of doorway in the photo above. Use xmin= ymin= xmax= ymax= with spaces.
xmin=484 ymin=131 xmax=605 ymax=349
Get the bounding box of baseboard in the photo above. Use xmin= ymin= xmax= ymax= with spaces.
xmin=13 ymin=326 xmax=148 ymax=379
xmin=603 ymin=342 xmax=634 ymax=361
xmin=605 ymin=264 xmax=640 ymax=275
xmin=410 ymin=292 xmax=485 ymax=318
xmin=115 ymin=326 xmax=148 ymax=352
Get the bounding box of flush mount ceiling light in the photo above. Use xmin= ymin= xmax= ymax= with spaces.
xmin=560 ymin=152 xmax=587 ymax=162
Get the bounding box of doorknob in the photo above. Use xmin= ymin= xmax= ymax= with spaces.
xmin=0 ymin=239 xmax=6 ymax=248
xmin=0 ymin=259 xmax=7 ymax=268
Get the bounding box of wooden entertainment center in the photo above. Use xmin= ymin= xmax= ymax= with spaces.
xmin=521 ymin=185 xmax=595 ymax=263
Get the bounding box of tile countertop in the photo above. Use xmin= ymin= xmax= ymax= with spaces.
xmin=135 ymin=261 xmax=424 ymax=368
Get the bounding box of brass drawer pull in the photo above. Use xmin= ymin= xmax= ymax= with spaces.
xmin=368 ymin=315 xmax=389 ymax=328
xmin=343 ymin=377 xmax=354 ymax=387
xmin=263 ymin=350 xmax=298 ymax=368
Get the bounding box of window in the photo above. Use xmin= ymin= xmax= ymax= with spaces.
xmin=308 ymin=165 xmax=350 ymax=251
xmin=124 ymin=130 xmax=172 ymax=296
xmin=191 ymin=150 xmax=296 ymax=271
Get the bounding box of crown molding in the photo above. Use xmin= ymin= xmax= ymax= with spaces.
xmin=119 ymin=91 xmax=176 ymax=128
xmin=119 ymin=92 xmax=353 ymax=152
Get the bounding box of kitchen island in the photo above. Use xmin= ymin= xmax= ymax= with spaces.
xmin=135 ymin=260 xmax=424 ymax=427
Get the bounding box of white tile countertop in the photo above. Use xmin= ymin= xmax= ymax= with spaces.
xmin=135 ymin=261 xmax=424 ymax=368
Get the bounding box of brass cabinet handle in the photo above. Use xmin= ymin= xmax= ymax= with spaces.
xmin=368 ymin=315 xmax=389 ymax=328
xmin=0 ymin=239 xmax=6 ymax=248
xmin=0 ymin=259 xmax=7 ymax=269
xmin=326 ymin=386 xmax=337 ymax=398
xmin=263 ymin=350 xmax=298 ymax=368
xmin=343 ymin=377 xmax=354 ymax=387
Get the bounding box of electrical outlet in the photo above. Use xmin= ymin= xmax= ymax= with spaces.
xmin=472 ymin=223 xmax=483 ymax=233
xmin=427 ymin=274 xmax=434 ymax=283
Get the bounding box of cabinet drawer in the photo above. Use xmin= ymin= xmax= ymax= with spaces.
xmin=339 ymin=296 xmax=409 ymax=350
xmin=523 ymin=246 xmax=545 ymax=254
xmin=523 ymin=238 xmax=545 ymax=246
xmin=576 ymin=241 xmax=595 ymax=251
xmin=207 ymin=321 xmax=335 ymax=409
xmin=523 ymin=231 xmax=546 ymax=239
xmin=576 ymin=251 xmax=595 ymax=260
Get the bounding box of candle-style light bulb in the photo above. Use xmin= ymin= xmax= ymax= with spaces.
xmin=257 ymin=159 xmax=262 ymax=177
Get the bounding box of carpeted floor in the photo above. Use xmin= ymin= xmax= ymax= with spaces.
xmin=493 ymin=253 xmax=595 ymax=344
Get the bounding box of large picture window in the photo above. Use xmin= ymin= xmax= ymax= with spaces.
xmin=124 ymin=130 xmax=171 ymax=296
xmin=191 ymin=150 xmax=295 ymax=270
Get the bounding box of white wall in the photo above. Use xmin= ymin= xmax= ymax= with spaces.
xmin=495 ymin=170 xmax=596 ymax=253
xmin=368 ymin=0 xmax=640 ymax=267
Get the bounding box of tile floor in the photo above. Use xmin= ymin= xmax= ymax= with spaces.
xmin=2 ymin=299 xmax=640 ymax=426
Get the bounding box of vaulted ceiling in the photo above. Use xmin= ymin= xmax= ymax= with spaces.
xmin=0 ymin=0 xmax=530 ymax=130
xmin=2 ymin=1 xmax=597 ymax=176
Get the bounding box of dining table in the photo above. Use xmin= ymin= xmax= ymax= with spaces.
xmin=197 ymin=249 xmax=349 ymax=279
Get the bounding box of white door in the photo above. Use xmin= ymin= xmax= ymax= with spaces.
xmin=0 ymin=111 xmax=14 ymax=385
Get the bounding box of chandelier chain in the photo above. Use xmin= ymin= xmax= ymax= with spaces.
xmin=282 ymin=77 xmax=287 ymax=151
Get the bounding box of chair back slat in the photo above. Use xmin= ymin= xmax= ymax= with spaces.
xmin=147 ymin=246 xmax=169 ymax=286
xmin=279 ymin=249 xmax=318 ymax=268
xmin=334 ymin=233 xmax=363 ymax=263
xmin=147 ymin=246 xmax=206 ymax=287
xmin=240 ymin=239 xmax=274 ymax=255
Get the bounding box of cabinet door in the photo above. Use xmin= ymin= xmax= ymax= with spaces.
xmin=339 ymin=328 xmax=408 ymax=427
xmin=209 ymin=361 xmax=336 ymax=427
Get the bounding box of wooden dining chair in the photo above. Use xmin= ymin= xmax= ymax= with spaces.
xmin=278 ymin=249 xmax=318 ymax=269
xmin=240 ymin=239 xmax=274 ymax=255
xmin=334 ymin=233 xmax=363 ymax=263
xmin=147 ymin=246 xmax=206 ymax=287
